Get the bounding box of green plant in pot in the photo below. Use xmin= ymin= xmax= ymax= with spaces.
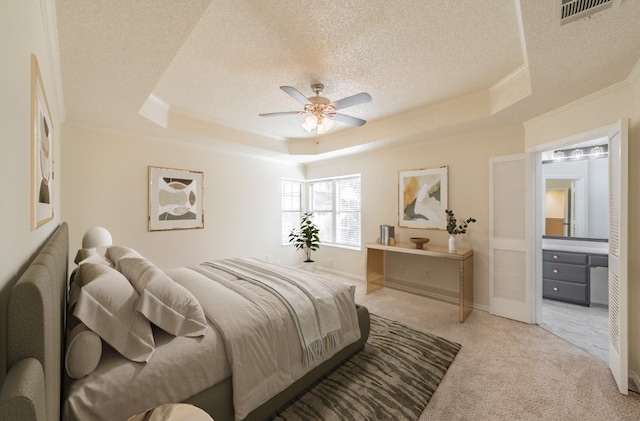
xmin=445 ymin=209 xmax=476 ymax=252
xmin=288 ymin=212 xmax=320 ymax=269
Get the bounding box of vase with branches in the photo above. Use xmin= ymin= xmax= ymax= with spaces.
xmin=445 ymin=209 xmax=476 ymax=252
xmin=288 ymin=212 xmax=320 ymax=263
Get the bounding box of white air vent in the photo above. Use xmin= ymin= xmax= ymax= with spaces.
xmin=558 ymin=0 xmax=617 ymax=25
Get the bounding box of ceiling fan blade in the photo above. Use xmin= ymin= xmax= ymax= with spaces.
xmin=331 ymin=92 xmax=372 ymax=110
xmin=280 ymin=86 xmax=311 ymax=105
xmin=333 ymin=113 xmax=367 ymax=126
xmin=259 ymin=111 xmax=304 ymax=117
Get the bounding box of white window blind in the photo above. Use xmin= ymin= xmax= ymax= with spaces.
xmin=308 ymin=175 xmax=361 ymax=248
xmin=310 ymin=180 xmax=334 ymax=244
xmin=282 ymin=175 xmax=361 ymax=248
xmin=336 ymin=176 xmax=361 ymax=246
xmin=281 ymin=180 xmax=302 ymax=244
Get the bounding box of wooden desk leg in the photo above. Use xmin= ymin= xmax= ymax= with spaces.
xmin=366 ymin=248 xmax=385 ymax=294
xmin=459 ymin=255 xmax=474 ymax=322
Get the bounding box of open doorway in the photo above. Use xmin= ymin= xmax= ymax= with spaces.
xmin=538 ymin=136 xmax=609 ymax=362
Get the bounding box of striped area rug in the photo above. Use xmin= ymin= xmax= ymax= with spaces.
xmin=273 ymin=314 xmax=461 ymax=421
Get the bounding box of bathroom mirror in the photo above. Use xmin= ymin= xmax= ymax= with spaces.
xmin=541 ymin=140 xmax=609 ymax=240
xmin=545 ymin=178 xmax=577 ymax=237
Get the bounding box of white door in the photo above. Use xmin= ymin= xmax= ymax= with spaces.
xmin=489 ymin=154 xmax=532 ymax=323
xmin=608 ymin=119 xmax=628 ymax=394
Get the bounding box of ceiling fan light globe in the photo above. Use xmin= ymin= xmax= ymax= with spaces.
xmin=324 ymin=118 xmax=334 ymax=131
xmin=301 ymin=116 xmax=317 ymax=132
xmin=317 ymin=118 xmax=333 ymax=134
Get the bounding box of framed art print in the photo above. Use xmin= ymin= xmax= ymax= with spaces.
xmin=398 ymin=165 xmax=448 ymax=229
xmin=31 ymin=54 xmax=54 ymax=229
xmin=148 ymin=166 xmax=204 ymax=231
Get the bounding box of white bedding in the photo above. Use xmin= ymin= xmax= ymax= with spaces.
xmin=63 ymin=259 xmax=360 ymax=421
xmin=204 ymin=258 xmax=344 ymax=364
xmin=62 ymin=322 xmax=230 ymax=421
xmin=174 ymin=259 xmax=361 ymax=420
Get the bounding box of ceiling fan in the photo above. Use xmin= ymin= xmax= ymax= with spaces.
xmin=259 ymin=84 xmax=372 ymax=135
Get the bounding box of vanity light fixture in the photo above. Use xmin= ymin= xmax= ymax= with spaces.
xmin=591 ymin=145 xmax=603 ymax=157
xmin=543 ymin=144 xmax=608 ymax=164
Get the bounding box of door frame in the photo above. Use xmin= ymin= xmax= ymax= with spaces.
xmin=529 ymin=125 xmax=612 ymax=324
xmin=529 ymin=120 xmax=628 ymax=395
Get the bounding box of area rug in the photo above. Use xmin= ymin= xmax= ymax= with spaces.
xmin=273 ymin=314 xmax=461 ymax=420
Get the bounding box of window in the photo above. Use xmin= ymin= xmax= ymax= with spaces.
xmin=308 ymin=175 xmax=361 ymax=248
xmin=282 ymin=175 xmax=361 ymax=248
xmin=281 ymin=180 xmax=302 ymax=244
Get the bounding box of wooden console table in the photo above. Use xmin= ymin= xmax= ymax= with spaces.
xmin=365 ymin=243 xmax=474 ymax=322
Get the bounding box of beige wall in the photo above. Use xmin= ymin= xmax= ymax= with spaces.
xmin=0 ymin=0 xmax=63 ymax=382
xmin=524 ymin=76 xmax=640 ymax=388
xmin=305 ymin=124 xmax=525 ymax=308
xmin=4 ymin=0 xmax=639 ymax=393
xmin=61 ymin=124 xmax=304 ymax=269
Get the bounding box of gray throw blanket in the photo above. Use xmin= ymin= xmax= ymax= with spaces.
xmin=204 ymin=258 xmax=343 ymax=365
xmin=178 ymin=259 xmax=360 ymax=420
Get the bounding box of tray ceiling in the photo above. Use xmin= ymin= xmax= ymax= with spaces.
xmin=55 ymin=0 xmax=640 ymax=163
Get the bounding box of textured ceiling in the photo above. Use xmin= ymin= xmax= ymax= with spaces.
xmin=55 ymin=0 xmax=640 ymax=163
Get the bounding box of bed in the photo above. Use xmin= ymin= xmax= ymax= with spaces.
xmin=0 ymin=223 xmax=371 ymax=421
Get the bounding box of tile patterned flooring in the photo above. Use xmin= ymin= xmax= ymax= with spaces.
xmin=540 ymin=299 xmax=609 ymax=362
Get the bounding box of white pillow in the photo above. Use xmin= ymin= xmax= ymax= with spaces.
xmin=65 ymin=323 xmax=102 ymax=379
xmin=73 ymin=262 xmax=155 ymax=362
xmin=106 ymin=245 xmax=143 ymax=270
xmin=71 ymin=249 xmax=113 ymax=308
xmin=119 ymin=257 xmax=208 ymax=337
xmin=74 ymin=248 xmax=113 ymax=266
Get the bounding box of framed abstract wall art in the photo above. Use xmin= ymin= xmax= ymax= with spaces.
xmin=398 ymin=165 xmax=448 ymax=230
xmin=31 ymin=54 xmax=54 ymax=229
xmin=148 ymin=166 xmax=204 ymax=231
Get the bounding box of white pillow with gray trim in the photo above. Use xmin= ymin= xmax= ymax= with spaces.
xmin=119 ymin=257 xmax=208 ymax=337
xmin=73 ymin=262 xmax=155 ymax=362
xmin=105 ymin=245 xmax=143 ymax=271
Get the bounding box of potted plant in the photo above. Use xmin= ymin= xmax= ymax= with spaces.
xmin=288 ymin=212 xmax=321 ymax=271
xmin=445 ymin=209 xmax=476 ymax=252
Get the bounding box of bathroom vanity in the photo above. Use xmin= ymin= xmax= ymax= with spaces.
xmin=542 ymin=237 xmax=608 ymax=306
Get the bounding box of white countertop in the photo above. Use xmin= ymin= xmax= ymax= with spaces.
xmin=542 ymin=237 xmax=608 ymax=254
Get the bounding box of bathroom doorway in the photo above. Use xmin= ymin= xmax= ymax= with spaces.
xmin=538 ymin=136 xmax=609 ymax=362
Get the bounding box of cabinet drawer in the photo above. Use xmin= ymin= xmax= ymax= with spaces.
xmin=542 ymin=262 xmax=588 ymax=283
xmin=543 ymin=279 xmax=589 ymax=305
xmin=589 ymin=254 xmax=608 ymax=267
xmin=543 ymin=250 xmax=588 ymax=265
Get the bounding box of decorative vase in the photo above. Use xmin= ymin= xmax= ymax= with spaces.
xmin=448 ymin=235 xmax=457 ymax=252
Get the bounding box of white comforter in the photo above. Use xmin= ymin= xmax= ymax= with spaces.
xmin=63 ymin=260 xmax=360 ymax=421
xmin=171 ymin=259 xmax=361 ymax=420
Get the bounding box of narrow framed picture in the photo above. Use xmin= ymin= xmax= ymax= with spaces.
xmin=148 ymin=166 xmax=204 ymax=231
xmin=398 ymin=165 xmax=448 ymax=230
xmin=31 ymin=54 xmax=54 ymax=230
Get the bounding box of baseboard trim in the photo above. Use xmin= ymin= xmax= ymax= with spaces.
xmin=319 ymin=269 xmax=491 ymax=313
xmin=384 ymin=280 xmax=459 ymax=305
xmin=473 ymin=303 xmax=489 ymax=313
xmin=316 ymin=266 xmax=365 ymax=281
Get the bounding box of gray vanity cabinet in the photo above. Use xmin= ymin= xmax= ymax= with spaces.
xmin=542 ymin=249 xmax=608 ymax=306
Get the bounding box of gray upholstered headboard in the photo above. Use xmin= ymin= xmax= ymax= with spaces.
xmin=0 ymin=223 xmax=68 ymax=421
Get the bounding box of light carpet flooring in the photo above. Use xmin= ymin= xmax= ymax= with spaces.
xmin=328 ymin=272 xmax=640 ymax=421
